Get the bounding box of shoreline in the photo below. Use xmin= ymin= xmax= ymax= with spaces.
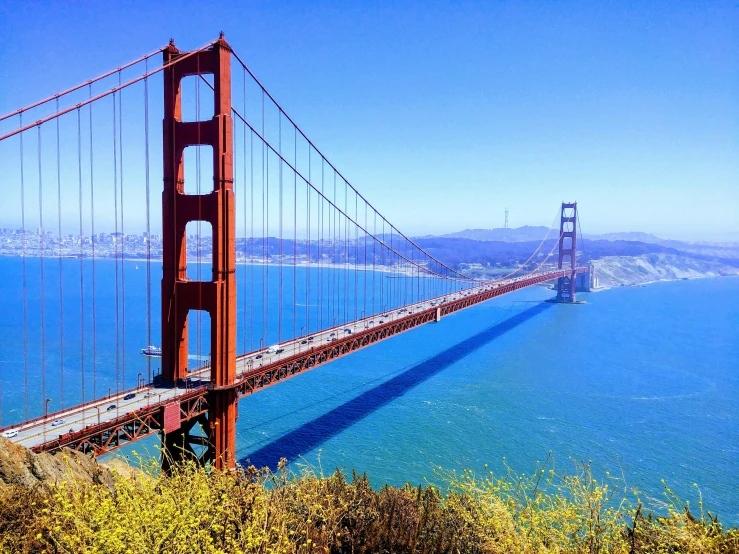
xmin=0 ymin=253 xmax=452 ymax=279
xmin=589 ymin=272 xmax=739 ymax=292
xmin=2 ymin=252 xmax=738 ymax=290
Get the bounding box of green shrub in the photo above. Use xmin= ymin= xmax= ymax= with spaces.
xmin=0 ymin=453 xmax=736 ymax=553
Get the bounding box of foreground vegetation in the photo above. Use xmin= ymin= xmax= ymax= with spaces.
xmin=0 ymin=454 xmax=736 ymax=553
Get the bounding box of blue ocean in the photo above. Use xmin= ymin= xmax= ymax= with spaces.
xmin=0 ymin=257 xmax=736 ymax=523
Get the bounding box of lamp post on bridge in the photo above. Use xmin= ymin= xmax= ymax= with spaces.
xmin=45 ymin=398 xmax=52 ymax=419
xmin=95 ymin=406 xmax=101 ymax=426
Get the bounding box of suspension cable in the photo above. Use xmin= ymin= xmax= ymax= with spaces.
xmin=0 ymin=46 xmax=166 ymax=123
xmin=230 ymin=49 xmax=473 ymax=283
xmin=0 ymin=40 xmax=217 ymax=142
xmin=489 ymin=207 xmax=562 ymax=282
xmin=221 ymin=96 xmax=475 ymax=284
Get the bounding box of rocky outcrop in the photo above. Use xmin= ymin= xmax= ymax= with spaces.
xmin=0 ymin=436 xmax=115 ymax=491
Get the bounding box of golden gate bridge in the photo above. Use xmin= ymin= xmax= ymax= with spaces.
xmin=0 ymin=35 xmax=588 ymax=470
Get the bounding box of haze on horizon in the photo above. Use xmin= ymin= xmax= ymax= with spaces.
xmin=0 ymin=1 xmax=736 ymax=242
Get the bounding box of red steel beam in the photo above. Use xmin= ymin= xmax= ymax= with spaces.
xmin=30 ymin=268 xmax=585 ymax=458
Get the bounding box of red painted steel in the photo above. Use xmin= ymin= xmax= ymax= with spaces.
xmin=557 ymin=202 xmax=578 ymax=302
xmin=161 ymin=35 xmax=237 ymax=470
xmin=163 ymin=403 xmax=181 ymax=432
xmin=31 ymin=268 xmax=586 ymax=458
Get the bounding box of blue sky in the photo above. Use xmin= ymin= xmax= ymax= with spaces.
xmin=0 ymin=1 xmax=736 ymax=240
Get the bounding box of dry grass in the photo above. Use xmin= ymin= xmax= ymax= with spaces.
xmin=0 ymin=452 xmax=736 ymax=553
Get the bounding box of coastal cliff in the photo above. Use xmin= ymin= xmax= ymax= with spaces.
xmin=592 ymin=253 xmax=739 ymax=289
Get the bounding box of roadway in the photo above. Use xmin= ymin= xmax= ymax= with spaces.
xmin=2 ymin=270 xmax=563 ymax=450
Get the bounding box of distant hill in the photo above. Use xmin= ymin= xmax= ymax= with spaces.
xmin=438 ymin=226 xmax=551 ymax=242
xmin=414 ymin=237 xmax=684 ymax=268
xmin=585 ymin=231 xmax=663 ymax=243
xmin=435 ymin=227 xmax=738 ymax=249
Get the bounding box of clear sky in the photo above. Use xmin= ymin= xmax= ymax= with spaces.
xmin=1 ymin=1 xmax=736 ymax=240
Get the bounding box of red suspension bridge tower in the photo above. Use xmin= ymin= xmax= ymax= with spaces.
xmin=556 ymin=202 xmax=579 ymax=303
xmin=0 ymin=34 xmax=592 ymax=469
xmin=161 ymin=35 xmax=237 ymax=470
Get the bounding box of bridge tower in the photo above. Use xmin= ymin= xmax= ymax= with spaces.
xmin=161 ymin=36 xmax=237 ymax=470
xmin=556 ymin=202 xmax=578 ymax=303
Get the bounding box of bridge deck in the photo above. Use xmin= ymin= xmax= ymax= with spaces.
xmin=1 ymin=268 xmax=586 ymax=456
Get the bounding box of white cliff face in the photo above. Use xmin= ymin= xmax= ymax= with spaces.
xmin=592 ymin=254 xmax=739 ymax=289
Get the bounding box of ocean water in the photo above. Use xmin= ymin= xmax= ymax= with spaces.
xmin=233 ymin=277 xmax=739 ymax=523
xmin=0 ymin=256 xmax=736 ymax=522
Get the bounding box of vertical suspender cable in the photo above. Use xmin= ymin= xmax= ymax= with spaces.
xmin=344 ymin=180 xmax=348 ymax=324
xmin=250 ymin=125 xmax=254 ymax=353
xmin=20 ymin=114 xmax=29 ymax=420
xmin=332 ymin=172 xmax=337 ymax=326
xmin=118 ymin=72 xmax=126 ymax=392
xmin=261 ymin=92 xmax=265 ymax=350
xmin=89 ymin=88 xmax=97 ymax=400
xmin=372 ymin=210 xmax=376 ymax=317
xmin=278 ymin=113 xmax=283 ymax=344
xmin=389 ymin=224 xmax=393 ymax=310
xmin=55 ymin=99 xmax=65 ymax=408
xmin=77 ymin=109 xmax=85 ymax=406
xmin=196 ymin=64 xmax=202 ymax=370
xmin=380 ymin=218 xmax=384 ymax=314
xmin=112 ymin=93 xmax=120 ymax=397
xmin=319 ymin=159 xmax=324 ymax=332
xmin=355 ymin=193 xmax=359 ymax=322
xmin=38 ymin=125 xmax=47 ymax=417
xmin=293 ymin=126 xmax=297 ymax=341
xmin=306 ymin=148 xmax=311 ymax=334
xmin=246 ymin=68 xmax=251 ymax=353
xmin=144 ymin=59 xmax=152 ymax=385
xmin=265 ymin=99 xmax=270 ymax=348
xmin=363 ymin=202 xmax=367 ymax=320
xmin=329 ymin=172 xmax=332 ymax=326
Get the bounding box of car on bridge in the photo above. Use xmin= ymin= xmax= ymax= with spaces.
xmin=124 ymin=393 xmax=136 ymax=400
xmin=51 ymin=419 xmax=65 ymax=427
xmin=106 ymin=404 xmax=116 ymax=411
xmin=2 ymin=429 xmax=18 ymax=439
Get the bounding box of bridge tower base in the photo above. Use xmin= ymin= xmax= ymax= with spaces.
xmin=161 ymin=36 xmax=238 ymax=471
xmin=161 ymin=412 xmax=212 ymax=473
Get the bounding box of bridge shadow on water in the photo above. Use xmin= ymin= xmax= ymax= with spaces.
xmin=239 ymin=301 xmax=553 ymax=469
